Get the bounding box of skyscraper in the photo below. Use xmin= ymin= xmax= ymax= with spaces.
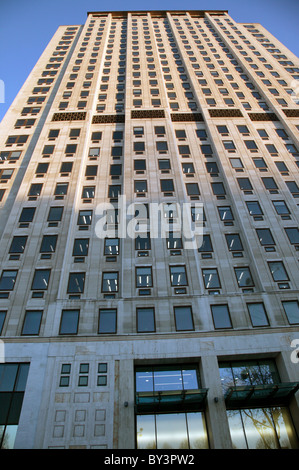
xmin=0 ymin=9 xmax=298 ymax=449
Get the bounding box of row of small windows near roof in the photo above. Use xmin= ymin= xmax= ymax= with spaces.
xmin=0 ymin=299 xmax=299 ymax=338
xmin=0 ymin=258 xmax=297 ymax=303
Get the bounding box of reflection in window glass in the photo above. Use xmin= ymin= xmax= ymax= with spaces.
xmin=137 ymin=412 xmax=209 ymax=449
xmin=227 ymin=407 xmax=298 ymax=449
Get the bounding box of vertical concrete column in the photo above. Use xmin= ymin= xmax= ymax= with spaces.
xmin=116 ymin=358 xmax=135 ymax=448
xmin=200 ymin=355 xmax=232 ymax=449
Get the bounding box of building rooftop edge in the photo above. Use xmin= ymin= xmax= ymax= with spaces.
xmin=87 ymin=10 xmax=229 ymax=16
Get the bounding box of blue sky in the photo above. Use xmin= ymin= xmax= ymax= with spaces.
xmin=0 ymin=0 xmax=298 ymax=122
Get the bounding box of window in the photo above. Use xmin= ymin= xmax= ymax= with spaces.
xmin=135 ymin=233 xmax=151 ymax=251
xmin=225 ymin=234 xmax=243 ymax=253
xmin=19 ymin=207 xmax=35 ymax=223
xmin=0 ymin=363 xmax=30 ymax=449
xmin=219 ymin=360 xmax=298 ymax=449
xmin=136 ymin=267 xmax=152 ymax=288
xmin=85 ymin=165 xmax=98 ymax=177
xmin=174 ymin=306 xmax=194 ymax=331
xmin=282 ymin=301 xmax=299 ymax=324
xmin=67 ymin=272 xmax=85 ymax=294
xmin=186 ymin=183 xmax=200 ymax=196
xmin=253 ymin=157 xmax=267 ymax=170
xmin=48 ymin=206 xmax=63 ymax=222
xmin=0 ymin=311 xmax=6 ymax=334
xmin=198 ymin=234 xmax=213 ymax=254
xmin=0 ymin=271 xmax=18 ymax=291
xmin=102 ymin=272 xmax=118 ymax=292
xmin=28 ymin=184 xmax=43 ymax=197
xmin=31 ymin=269 xmax=51 ymax=291
xmin=134 ymin=142 xmax=145 ymax=152
xmin=285 ymin=227 xmax=299 ymax=247
xmin=108 ymin=185 xmax=121 ymax=199
xmin=60 ymin=162 xmax=73 ymax=174
xmin=202 ymin=268 xmax=221 ymax=290
xmin=211 ymin=182 xmax=226 ymax=197
xmin=211 ymin=304 xmax=232 ymax=329
xmin=178 ymin=145 xmax=190 ymax=156
xmin=170 ymin=266 xmax=188 ymax=286
xmin=59 ymin=309 xmax=79 ymax=335
xmin=54 ymin=183 xmax=68 ymax=196
xmin=234 ymin=267 xmax=254 ymax=288
xmin=98 ymin=309 xmax=117 ymax=333
xmin=272 ymin=200 xmax=290 ymax=216
xmin=246 ymin=201 xmax=263 ymax=217
xmin=256 ymin=228 xmax=275 ymax=247
xmin=134 ymin=160 xmax=146 ymax=171
xmin=40 ymin=235 xmax=57 ymax=254
xmin=285 ymin=181 xmax=299 ymax=197
xmin=104 ymin=238 xmax=119 ymax=256
xmin=237 ymin=178 xmax=253 ymax=192
xmin=135 ymin=365 xmax=209 ymax=450
xmin=223 ymin=140 xmax=236 ymax=151
xmin=205 ymin=162 xmax=219 ymax=174
xmin=268 ymin=261 xmax=289 ymax=282
xmin=9 ymin=236 xmax=27 ymax=254
xmin=82 ymin=186 xmax=95 ymax=199
xmin=135 ymin=180 xmax=147 ymax=194
xmin=247 ymin=303 xmax=269 ymax=327
xmin=73 ymin=239 xmax=89 ymax=257
xmin=218 ymin=206 xmax=234 ymax=222
xmin=244 ymin=140 xmax=258 ymax=151
xmin=77 ymin=210 xmax=92 ymax=226
xmin=21 ymin=310 xmax=43 ymax=335
xmin=137 ymin=307 xmax=155 ymax=332
xmin=161 ymin=179 xmax=174 ymax=193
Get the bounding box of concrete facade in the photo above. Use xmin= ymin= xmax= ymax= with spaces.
xmin=0 ymin=10 xmax=298 ymax=449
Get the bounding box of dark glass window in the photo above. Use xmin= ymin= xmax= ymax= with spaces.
xmin=211 ymin=304 xmax=232 ymax=329
xmin=137 ymin=308 xmax=155 ymax=332
xmin=21 ymin=310 xmax=43 ymax=335
xmin=0 ymin=271 xmax=18 ymax=291
xmin=67 ymin=272 xmax=85 ymax=293
xmin=247 ymin=303 xmax=269 ymax=327
xmin=59 ymin=310 xmax=79 ymax=335
xmin=234 ymin=267 xmax=254 ymax=287
xmin=19 ymin=207 xmax=36 ymax=223
xmin=40 ymin=235 xmax=57 ymax=253
xmin=256 ymin=228 xmax=275 ymax=246
xmin=225 ymin=234 xmax=243 ymax=252
xmin=174 ymin=306 xmax=194 ymax=331
xmin=77 ymin=210 xmax=92 ymax=225
xmin=48 ymin=207 xmax=63 ymax=222
xmin=9 ymin=236 xmax=27 ymax=254
xmin=170 ymin=266 xmax=188 ymax=286
xmin=98 ymin=309 xmax=117 ymax=333
xmin=136 ymin=267 xmax=153 ymax=287
xmin=73 ymin=239 xmax=89 ymax=257
xmin=282 ymin=301 xmax=299 ymax=324
xmin=31 ymin=269 xmax=51 ymax=290
xmin=102 ymin=272 xmax=119 ymax=292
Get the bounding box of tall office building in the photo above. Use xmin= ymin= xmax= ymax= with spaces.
xmin=0 ymin=9 xmax=299 ymax=449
